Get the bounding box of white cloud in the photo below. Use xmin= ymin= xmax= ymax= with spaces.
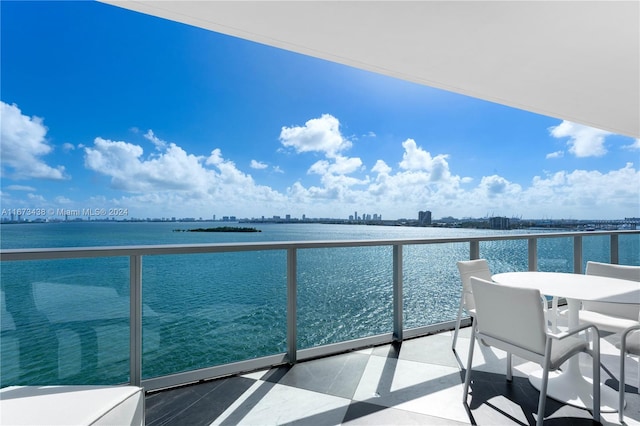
xmin=398 ymin=139 xmax=452 ymax=182
xmin=5 ymin=106 xmax=634 ymax=220
xmin=27 ymin=193 xmax=46 ymax=202
xmin=478 ymin=175 xmax=522 ymax=197
xmin=250 ymin=160 xmax=268 ymax=169
xmin=287 ymin=137 xmax=465 ymax=216
xmin=549 ymin=120 xmax=612 ymax=157
xmin=622 ymin=139 xmax=640 ymax=150
xmin=85 ymin=137 xmax=211 ymax=192
xmin=6 ymin=185 xmax=36 ymax=191
xmin=546 ymin=150 xmax=564 ymax=159
xmin=524 ymin=163 xmax=640 ymax=217
xmin=371 ymin=160 xmax=392 ymax=175
xmin=0 ymin=101 xmax=67 ymax=180
xmin=205 ymin=148 xmax=224 ymax=166
xmin=83 ymin=133 xmax=287 ymax=216
xmin=144 ymin=129 xmax=167 ymax=150
xmin=308 ymin=155 xmax=363 ymax=176
xmin=62 ymin=143 xmax=76 ymax=152
xmin=279 ymin=114 xmax=351 ymax=158
xmin=54 ymin=196 xmax=72 ymax=204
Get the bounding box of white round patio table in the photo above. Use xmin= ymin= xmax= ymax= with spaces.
xmin=491 ymin=271 xmax=640 ymax=413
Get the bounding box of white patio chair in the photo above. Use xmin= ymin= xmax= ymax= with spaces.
xmin=579 ymin=262 xmax=640 ymax=335
xmin=618 ymin=323 xmax=640 ymax=423
xmin=463 ymin=277 xmax=601 ymax=426
xmin=452 ymin=259 xmax=492 ymax=351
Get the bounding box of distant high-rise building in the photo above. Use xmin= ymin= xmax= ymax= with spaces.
xmin=490 ymin=217 xmax=510 ymax=230
xmin=419 ymin=210 xmax=432 ymax=226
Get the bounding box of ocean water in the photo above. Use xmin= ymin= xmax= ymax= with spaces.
xmin=1 ymin=222 xmax=638 ymax=386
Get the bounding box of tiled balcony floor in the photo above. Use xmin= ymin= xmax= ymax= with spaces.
xmin=145 ymin=327 xmax=640 ymax=425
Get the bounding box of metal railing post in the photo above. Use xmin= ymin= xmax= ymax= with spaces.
xmin=573 ymin=236 xmax=583 ymax=273
xmin=393 ymin=244 xmax=403 ymax=342
xmin=129 ymin=254 xmax=142 ymax=386
xmin=610 ymin=234 xmax=619 ymax=264
xmin=528 ymin=238 xmax=537 ymax=271
xmin=287 ymin=248 xmax=297 ymax=364
xmin=470 ymin=241 xmax=480 ymax=260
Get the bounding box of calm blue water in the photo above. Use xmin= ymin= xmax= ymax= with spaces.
xmin=1 ymin=222 xmax=638 ymax=386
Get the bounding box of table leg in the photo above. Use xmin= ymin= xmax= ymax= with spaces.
xmin=528 ymin=298 xmax=618 ymax=412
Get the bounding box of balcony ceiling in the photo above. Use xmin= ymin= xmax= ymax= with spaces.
xmin=101 ymin=1 xmax=639 ymax=138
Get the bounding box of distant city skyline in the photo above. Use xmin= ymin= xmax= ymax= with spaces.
xmin=1 ymin=1 xmax=639 ymax=221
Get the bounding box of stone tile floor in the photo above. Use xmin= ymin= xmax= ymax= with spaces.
xmin=145 ymin=327 xmax=639 ymax=425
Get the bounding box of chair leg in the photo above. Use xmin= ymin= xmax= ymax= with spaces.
xmin=592 ymin=331 xmax=600 ymax=423
xmin=536 ymin=365 xmax=549 ymax=426
xmin=463 ymin=322 xmax=476 ymax=403
xmin=506 ymin=352 xmax=513 ymax=382
xmin=619 ymin=344 xmax=626 ymax=423
xmin=551 ymin=296 xmax=559 ymax=333
xmin=537 ymin=340 xmax=554 ymax=426
xmin=452 ymin=297 xmax=464 ymax=351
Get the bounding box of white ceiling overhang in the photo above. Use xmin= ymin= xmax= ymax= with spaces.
xmin=100 ymin=1 xmax=639 ymax=138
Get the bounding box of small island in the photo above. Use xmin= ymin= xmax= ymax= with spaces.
xmin=174 ymin=226 xmax=261 ymax=233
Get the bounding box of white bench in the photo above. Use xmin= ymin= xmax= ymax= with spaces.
xmin=0 ymin=385 xmax=144 ymax=425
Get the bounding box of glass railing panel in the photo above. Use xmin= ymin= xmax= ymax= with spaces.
xmin=480 ymin=239 xmax=528 ymax=273
xmin=141 ymin=251 xmax=287 ymax=379
xmin=619 ymin=233 xmax=640 ymax=266
xmin=1 ymin=257 xmax=130 ymax=386
xmin=403 ymin=242 xmax=467 ymax=328
xmin=582 ymin=234 xmax=611 ymax=267
xmin=296 ymin=246 xmax=393 ymax=350
xmin=538 ymin=236 xmax=573 ymax=272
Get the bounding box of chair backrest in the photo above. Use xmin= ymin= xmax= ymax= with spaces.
xmin=585 ymin=261 xmax=640 ymax=282
xmin=583 ymin=261 xmax=640 ymax=319
xmin=470 ymin=276 xmax=547 ymax=355
xmin=456 ymin=259 xmax=492 ymax=310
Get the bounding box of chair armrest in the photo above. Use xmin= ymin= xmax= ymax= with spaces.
xmin=547 ymin=322 xmax=599 ymax=341
xmin=621 ymin=323 xmax=640 ymax=340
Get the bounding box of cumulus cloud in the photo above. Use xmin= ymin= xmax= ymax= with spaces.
xmin=0 ymin=101 xmax=67 ymax=180
xmin=478 ymin=175 xmax=522 ymax=197
xmin=371 ymin=160 xmax=392 ymax=174
xmin=308 ymin=155 xmax=363 ymax=176
xmin=546 ymin=150 xmax=564 ymax=159
xmin=85 ymin=137 xmax=210 ymax=191
xmin=250 ymin=160 xmax=268 ymax=169
xmin=524 ymin=163 xmax=640 ymax=217
xmin=144 ymin=129 xmax=167 ymax=150
xmin=279 ymin=114 xmax=351 ymax=157
xmin=287 ymin=135 xmax=466 ymax=215
xmin=549 ymin=120 xmax=612 ymax=157
xmin=622 ymin=139 xmax=640 ymax=150
xmin=83 ymin=134 xmax=287 ymax=215
xmin=398 ymin=139 xmax=452 ymax=182
xmin=4 ymin=105 xmax=635 ymax=220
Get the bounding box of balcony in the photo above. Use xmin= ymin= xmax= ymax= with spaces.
xmin=1 ymin=230 xmax=639 ymax=424
xmin=145 ymin=327 xmax=639 ymax=425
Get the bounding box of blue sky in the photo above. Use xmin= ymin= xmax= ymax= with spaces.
xmin=2 ymin=1 xmax=639 ymax=221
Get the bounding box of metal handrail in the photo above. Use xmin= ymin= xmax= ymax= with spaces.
xmin=1 ymin=229 xmax=638 ymax=390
